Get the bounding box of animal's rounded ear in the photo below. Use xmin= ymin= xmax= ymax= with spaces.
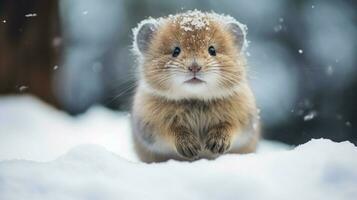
xmin=134 ymin=20 xmax=158 ymax=54
xmin=226 ymin=22 xmax=247 ymax=51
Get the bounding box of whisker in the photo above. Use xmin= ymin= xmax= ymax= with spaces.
xmin=108 ymin=82 xmax=138 ymax=104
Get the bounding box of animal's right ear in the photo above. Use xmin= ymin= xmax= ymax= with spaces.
xmin=134 ymin=20 xmax=158 ymax=54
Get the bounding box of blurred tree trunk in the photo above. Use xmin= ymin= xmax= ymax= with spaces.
xmin=0 ymin=0 xmax=60 ymax=105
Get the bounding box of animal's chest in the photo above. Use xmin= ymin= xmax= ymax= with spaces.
xmin=171 ymin=100 xmax=226 ymax=134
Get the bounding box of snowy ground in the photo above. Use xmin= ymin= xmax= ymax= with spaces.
xmin=0 ymin=95 xmax=356 ymax=200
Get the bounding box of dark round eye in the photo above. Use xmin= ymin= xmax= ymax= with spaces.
xmin=172 ymin=47 xmax=181 ymax=57
xmin=208 ymin=46 xmax=216 ymax=56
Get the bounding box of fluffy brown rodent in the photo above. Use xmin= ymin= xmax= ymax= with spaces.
xmin=131 ymin=10 xmax=260 ymax=163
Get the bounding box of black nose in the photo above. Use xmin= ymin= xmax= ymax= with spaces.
xmin=188 ymin=62 xmax=202 ymax=73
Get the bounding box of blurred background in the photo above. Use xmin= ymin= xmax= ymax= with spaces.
xmin=0 ymin=0 xmax=356 ymax=145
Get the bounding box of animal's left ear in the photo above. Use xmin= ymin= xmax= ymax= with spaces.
xmin=226 ymin=22 xmax=247 ymax=51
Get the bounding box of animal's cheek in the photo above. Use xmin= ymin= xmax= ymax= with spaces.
xmin=201 ymin=51 xmax=211 ymax=60
xmin=180 ymin=54 xmax=188 ymax=60
xmin=215 ymin=55 xmax=226 ymax=63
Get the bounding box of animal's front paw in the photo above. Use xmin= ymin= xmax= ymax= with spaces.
xmin=205 ymin=132 xmax=231 ymax=154
xmin=175 ymin=133 xmax=201 ymax=159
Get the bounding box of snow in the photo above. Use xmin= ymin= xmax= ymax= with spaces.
xmin=303 ymin=111 xmax=317 ymax=121
xmin=273 ymin=24 xmax=283 ymax=32
xmin=18 ymin=86 xmax=28 ymax=92
xmin=132 ymin=10 xmax=249 ymax=55
xmin=25 ymin=13 xmax=37 ymax=18
xmin=169 ymin=10 xmax=210 ymax=32
xmin=0 ymin=96 xmax=357 ymax=200
xmin=0 ymin=95 xmax=135 ymax=162
xmin=346 ymin=121 xmax=352 ymax=127
xmin=326 ymin=65 xmax=334 ymax=75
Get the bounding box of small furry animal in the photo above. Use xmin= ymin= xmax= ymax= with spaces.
xmin=131 ymin=10 xmax=260 ymax=163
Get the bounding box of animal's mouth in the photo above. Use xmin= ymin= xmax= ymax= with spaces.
xmin=184 ymin=77 xmax=205 ymax=84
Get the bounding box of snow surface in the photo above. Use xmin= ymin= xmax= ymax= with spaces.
xmin=0 ymin=95 xmax=356 ymax=200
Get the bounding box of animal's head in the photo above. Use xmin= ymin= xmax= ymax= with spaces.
xmin=133 ymin=10 xmax=248 ymax=100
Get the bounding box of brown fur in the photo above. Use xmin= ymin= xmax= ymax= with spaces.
xmin=132 ymin=12 xmax=260 ymax=163
xmin=143 ymin=20 xmax=245 ymax=93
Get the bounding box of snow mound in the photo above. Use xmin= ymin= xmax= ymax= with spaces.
xmin=0 ymin=95 xmax=288 ymax=162
xmin=0 ymin=96 xmax=356 ymax=200
xmin=0 ymin=95 xmax=136 ymax=162
xmin=0 ymin=139 xmax=356 ymax=200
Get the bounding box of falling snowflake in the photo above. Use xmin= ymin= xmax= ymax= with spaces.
xmin=326 ymin=65 xmax=333 ymax=76
xmin=274 ymin=25 xmax=283 ymax=32
xmin=52 ymin=37 xmax=62 ymax=47
xmin=345 ymin=121 xmax=351 ymax=127
xmin=304 ymin=111 xmax=317 ymax=121
xmin=19 ymin=86 xmax=29 ymax=92
xmin=25 ymin=13 xmax=37 ymax=18
xmin=336 ymin=114 xmax=343 ymax=120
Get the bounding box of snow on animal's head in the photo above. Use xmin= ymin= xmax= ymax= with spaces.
xmin=132 ymin=10 xmax=249 ymax=100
